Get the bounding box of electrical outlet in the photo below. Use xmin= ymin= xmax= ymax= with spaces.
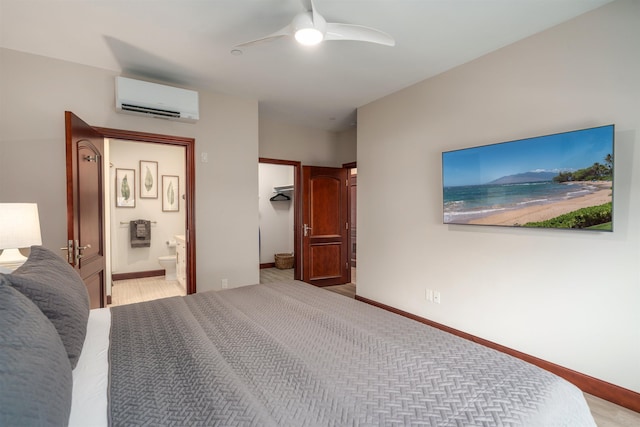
xmin=221 ymin=278 xmax=228 ymax=289
xmin=425 ymin=289 xmax=434 ymax=302
xmin=433 ymin=291 xmax=441 ymax=304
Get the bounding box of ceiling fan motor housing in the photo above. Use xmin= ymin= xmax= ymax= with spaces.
xmin=293 ymin=11 xmax=325 ymax=45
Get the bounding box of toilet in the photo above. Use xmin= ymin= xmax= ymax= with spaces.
xmin=158 ymin=255 xmax=177 ymax=281
xmin=158 ymin=239 xmax=177 ymax=281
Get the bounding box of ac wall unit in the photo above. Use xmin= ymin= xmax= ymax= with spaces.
xmin=115 ymin=76 xmax=199 ymax=123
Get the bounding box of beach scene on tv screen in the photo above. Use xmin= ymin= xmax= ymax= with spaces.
xmin=442 ymin=125 xmax=614 ymax=231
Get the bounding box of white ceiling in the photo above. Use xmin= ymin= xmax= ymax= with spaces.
xmin=0 ymin=0 xmax=611 ymax=131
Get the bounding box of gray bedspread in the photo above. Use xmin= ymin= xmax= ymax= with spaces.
xmin=109 ymin=281 xmax=595 ymax=426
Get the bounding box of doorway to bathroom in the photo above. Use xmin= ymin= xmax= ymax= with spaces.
xmin=106 ymin=139 xmax=187 ymax=306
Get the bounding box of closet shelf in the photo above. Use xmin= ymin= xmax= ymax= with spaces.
xmin=273 ymin=185 xmax=294 ymax=193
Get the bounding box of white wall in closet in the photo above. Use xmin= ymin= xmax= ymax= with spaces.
xmin=258 ymin=163 xmax=294 ymax=265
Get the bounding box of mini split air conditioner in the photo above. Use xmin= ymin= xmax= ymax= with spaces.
xmin=115 ymin=76 xmax=199 ymax=123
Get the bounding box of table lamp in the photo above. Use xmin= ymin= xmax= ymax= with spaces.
xmin=0 ymin=203 xmax=42 ymax=271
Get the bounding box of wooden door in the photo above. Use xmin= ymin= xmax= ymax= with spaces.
xmin=349 ymin=170 xmax=357 ymax=268
xmin=302 ymin=166 xmax=350 ymax=286
xmin=65 ymin=112 xmax=106 ymax=308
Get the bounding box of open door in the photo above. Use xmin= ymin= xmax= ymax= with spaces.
xmin=302 ymin=166 xmax=350 ymax=286
xmin=65 ymin=112 xmax=106 ymax=308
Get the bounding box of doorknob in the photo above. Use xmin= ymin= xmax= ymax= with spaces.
xmin=303 ymin=224 xmax=312 ymax=236
xmin=76 ymin=242 xmax=91 ymax=260
xmin=72 ymin=240 xmax=93 ymax=264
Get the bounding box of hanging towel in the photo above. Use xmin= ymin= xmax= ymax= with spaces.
xmin=135 ymin=222 xmax=147 ymax=238
xmin=130 ymin=220 xmax=151 ymax=248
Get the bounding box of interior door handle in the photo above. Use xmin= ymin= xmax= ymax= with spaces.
xmin=73 ymin=241 xmax=93 ymax=263
xmin=76 ymin=243 xmax=91 ymax=260
xmin=303 ymin=224 xmax=312 ymax=236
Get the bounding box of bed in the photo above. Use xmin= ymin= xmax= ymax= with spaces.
xmin=1 ymin=246 xmax=596 ymax=426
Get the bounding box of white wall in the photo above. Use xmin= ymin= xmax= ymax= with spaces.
xmin=334 ymin=127 xmax=358 ymax=166
xmin=109 ymin=139 xmax=186 ymax=274
xmin=358 ymin=0 xmax=640 ymax=394
xmin=258 ymin=163 xmax=294 ymax=264
xmin=0 ymin=48 xmax=259 ymax=292
xmin=259 ymin=117 xmax=356 ymax=167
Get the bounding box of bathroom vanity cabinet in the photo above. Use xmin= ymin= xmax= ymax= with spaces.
xmin=175 ymin=235 xmax=186 ymax=291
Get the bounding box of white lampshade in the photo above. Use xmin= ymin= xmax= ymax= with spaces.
xmin=0 ymin=203 xmax=42 ymax=270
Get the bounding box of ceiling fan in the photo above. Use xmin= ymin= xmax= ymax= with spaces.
xmin=235 ymin=0 xmax=395 ymax=48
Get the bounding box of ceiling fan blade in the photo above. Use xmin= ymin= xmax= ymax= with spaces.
xmin=310 ymin=0 xmax=321 ymax=25
xmin=325 ymin=23 xmax=395 ymax=46
xmin=300 ymin=0 xmax=312 ymax=12
xmin=234 ymin=25 xmax=292 ymax=48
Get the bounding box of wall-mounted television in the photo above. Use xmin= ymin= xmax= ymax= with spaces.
xmin=442 ymin=124 xmax=614 ymax=231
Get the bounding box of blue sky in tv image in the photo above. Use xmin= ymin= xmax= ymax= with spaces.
xmin=442 ymin=125 xmax=614 ymax=224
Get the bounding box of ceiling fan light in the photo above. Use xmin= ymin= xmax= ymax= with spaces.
xmin=295 ymin=28 xmax=323 ymax=45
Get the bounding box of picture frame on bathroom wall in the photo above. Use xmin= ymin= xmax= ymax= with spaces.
xmin=162 ymin=175 xmax=179 ymax=212
xmin=115 ymin=168 xmax=136 ymax=208
xmin=139 ymin=160 xmax=158 ymax=199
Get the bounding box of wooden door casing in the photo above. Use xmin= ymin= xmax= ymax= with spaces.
xmin=94 ymin=126 xmax=197 ymax=295
xmin=302 ymin=166 xmax=350 ymax=286
xmin=259 ymin=158 xmax=302 ymax=280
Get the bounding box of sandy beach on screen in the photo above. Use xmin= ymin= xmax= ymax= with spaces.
xmin=468 ymin=181 xmax=612 ymax=226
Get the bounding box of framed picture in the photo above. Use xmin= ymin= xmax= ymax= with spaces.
xmin=162 ymin=175 xmax=179 ymax=212
xmin=139 ymin=160 xmax=158 ymax=199
xmin=115 ymin=168 xmax=136 ymax=208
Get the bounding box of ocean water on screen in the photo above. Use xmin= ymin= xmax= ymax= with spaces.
xmin=443 ymin=181 xmax=597 ymax=223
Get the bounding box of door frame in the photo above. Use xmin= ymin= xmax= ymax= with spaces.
xmin=94 ymin=126 xmax=197 ymax=294
xmin=343 ymin=162 xmax=357 ymax=270
xmin=258 ymin=158 xmax=301 ymax=280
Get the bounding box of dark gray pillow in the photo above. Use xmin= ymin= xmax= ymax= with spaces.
xmin=5 ymin=245 xmax=90 ymax=369
xmin=0 ymin=277 xmax=73 ymax=426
